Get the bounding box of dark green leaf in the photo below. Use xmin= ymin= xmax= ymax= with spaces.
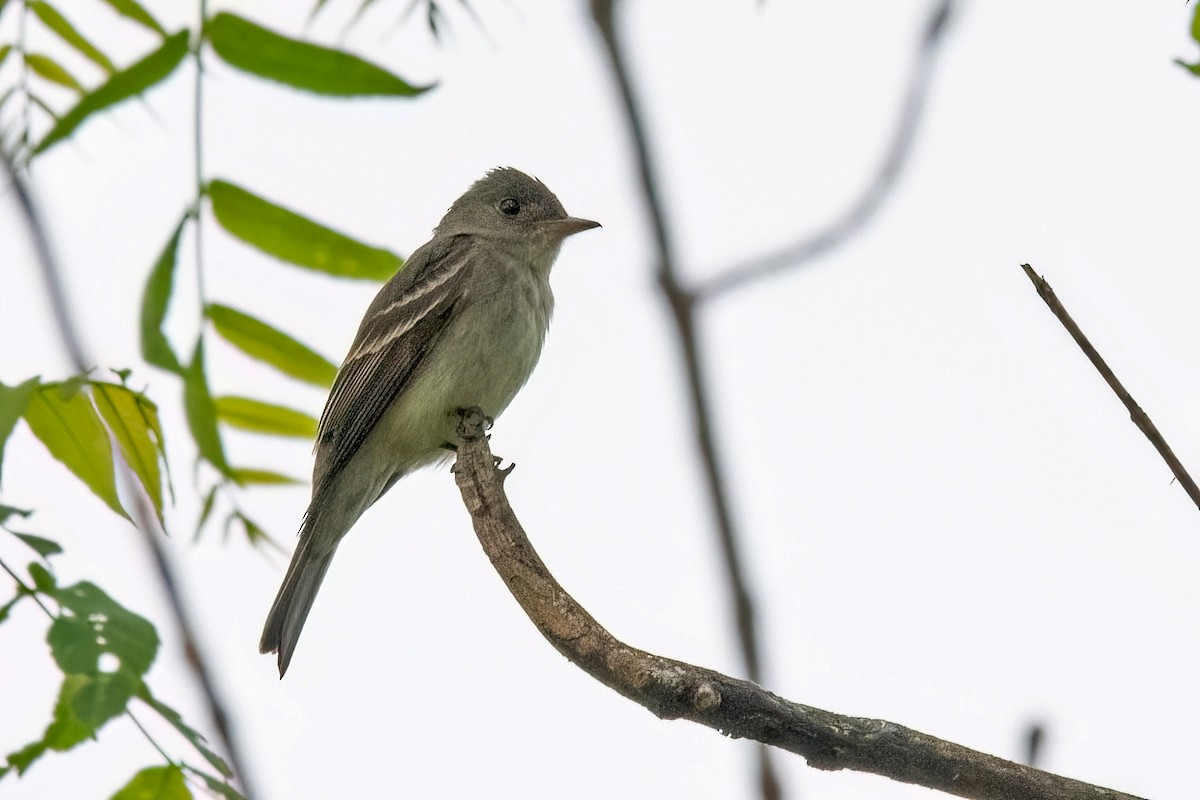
xmin=97 ymin=0 xmax=166 ymax=37
xmin=48 ymin=615 xmax=102 ymax=673
xmin=5 ymin=739 xmax=47 ymax=775
xmin=139 ymin=687 xmax=232 ymax=778
xmin=44 ymin=674 xmax=94 ymax=750
xmin=34 ymin=29 xmax=189 ymax=155
xmin=28 ymin=561 xmax=56 ymax=592
xmin=141 ymin=220 xmax=185 ymax=373
xmin=0 ymin=377 xmax=40 ymax=486
xmin=1176 ymin=58 xmax=1200 ymax=76
xmin=193 ymin=484 xmax=218 ymax=541
xmin=25 ymin=52 xmax=85 ymax=92
xmin=0 ymin=593 xmax=23 ymax=623
xmin=0 ymin=503 xmax=34 ymax=525
xmin=234 ymin=513 xmax=279 ymax=549
xmin=111 ymin=765 xmax=192 ymax=800
xmin=207 ymin=180 xmax=402 ymax=280
xmin=15 ymin=532 xmax=62 ymax=559
xmin=228 ymin=468 xmax=301 ymax=486
xmin=206 ymin=303 xmax=337 ymax=387
xmin=92 ymin=382 xmax=165 ymax=520
xmin=73 ymin=670 xmax=137 ymax=729
xmin=182 ymin=340 xmax=232 ymax=475
xmin=30 ymin=2 xmax=117 ymax=73
xmin=23 ymin=383 xmax=127 ymax=519
xmin=187 ymin=767 xmax=247 ymax=800
xmin=215 ymin=396 xmax=317 ymax=439
xmin=206 ymin=12 xmax=431 ymax=97
xmin=52 ymin=581 xmax=159 ymax=677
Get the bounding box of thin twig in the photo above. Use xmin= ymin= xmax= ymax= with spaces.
xmin=1 ymin=151 xmax=258 ymax=799
xmin=1021 ymin=263 xmax=1200 ymax=512
xmin=696 ymin=0 xmax=956 ymax=300
xmin=451 ymin=413 xmax=1147 ymax=800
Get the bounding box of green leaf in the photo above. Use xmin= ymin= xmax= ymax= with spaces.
xmin=52 ymin=581 xmax=159 ymax=676
xmin=111 ymin=765 xmax=192 ymax=800
xmin=193 ymin=484 xmax=217 ymax=540
xmin=206 ymin=303 xmax=337 ymax=387
xmin=0 ymin=377 xmax=40 ymax=485
xmin=25 ymin=52 xmax=86 ymax=92
xmin=28 ymin=561 xmax=56 ymax=592
xmin=5 ymin=739 xmax=47 ymax=775
xmin=187 ymin=768 xmax=247 ymax=800
xmin=139 ymin=687 xmax=232 ymax=778
xmin=23 ymin=383 xmax=127 ymax=519
xmin=48 ymin=615 xmax=102 ymax=672
xmin=140 ymin=221 xmax=185 ymax=373
xmin=44 ymin=674 xmax=94 ymax=751
xmin=73 ymin=670 xmax=137 ymax=730
xmin=1176 ymin=58 xmax=1200 ymax=76
xmin=215 ymin=396 xmax=317 ymax=439
xmin=228 ymin=467 xmax=301 ymax=486
xmin=14 ymin=532 xmax=62 ymax=559
xmin=1191 ymin=3 xmax=1200 ymax=43
xmin=0 ymin=44 xmax=12 ymax=69
xmin=34 ymin=29 xmax=189 ymax=155
xmin=97 ymin=0 xmax=166 ymax=37
xmin=182 ymin=339 xmax=231 ymax=475
xmin=30 ymin=2 xmax=117 ymax=73
xmin=205 ymin=12 xmax=431 ymax=97
xmin=0 ymin=503 xmax=34 ymax=525
xmin=207 ymin=180 xmax=402 ymax=280
xmin=92 ymin=382 xmax=165 ymax=521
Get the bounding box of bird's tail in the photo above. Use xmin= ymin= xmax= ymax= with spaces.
xmin=260 ymin=518 xmax=337 ymax=678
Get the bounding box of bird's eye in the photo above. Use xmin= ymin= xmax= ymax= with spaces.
xmin=498 ymin=198 xmax=521 ymax=216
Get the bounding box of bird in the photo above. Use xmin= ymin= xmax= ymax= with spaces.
xmin=260 ymin=168 xmax=599 ymax=677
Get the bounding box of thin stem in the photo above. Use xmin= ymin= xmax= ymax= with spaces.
xmin=125 ymin=708 xmax=175 ymax=765
xmin=0 ymin=554 xmax=55 ymax=617
xmin=192 ymin=2 xmax=208 ymax=307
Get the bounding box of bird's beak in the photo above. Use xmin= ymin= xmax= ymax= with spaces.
xmin=542 ymin=217 xmax=601 ymax=237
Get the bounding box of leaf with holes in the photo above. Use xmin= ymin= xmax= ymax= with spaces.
xmin=50 ymin=581 xmax=159 ymax=678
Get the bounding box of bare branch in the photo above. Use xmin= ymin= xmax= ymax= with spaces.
xmin=696 ymin=0 xmax=956 ymax=300
xmin=1021 ymin=263 xmax=1200 ymax=513
xmin=587 ymin=5 xmax=778 ymax=794
xmin=1 ymin=152 xmax=259 ymax=800
xmin=451 ymin=410 xmax=1148 ymax=800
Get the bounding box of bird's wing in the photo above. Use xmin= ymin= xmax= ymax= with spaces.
xmin=314 ymin=235 xmax=473 ymax=487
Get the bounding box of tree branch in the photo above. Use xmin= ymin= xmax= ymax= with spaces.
xmin=1021 ymin=263 xmax=1200 ymax=512
xmin=695 ymin=0 xmax=956 ymax=300
xmin=450 ymin=409 xmax=1148 ymax=800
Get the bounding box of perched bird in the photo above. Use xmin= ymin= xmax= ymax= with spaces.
xmin=260 ymin=168 xmax=599 ymax=676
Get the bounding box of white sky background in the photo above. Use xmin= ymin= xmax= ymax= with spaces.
xmin=2 ymin=1 xmax=1199 ymax=798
